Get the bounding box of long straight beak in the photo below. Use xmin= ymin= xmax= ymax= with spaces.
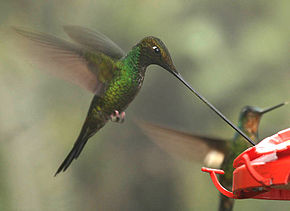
xmin=260 ymin=102 xmax=288 ymax=114
xmin=171 ymin=72 xmax=256 ymax=146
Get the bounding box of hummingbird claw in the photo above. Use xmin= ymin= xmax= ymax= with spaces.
xmin=110 ymin=110 xmax=125 ymax=123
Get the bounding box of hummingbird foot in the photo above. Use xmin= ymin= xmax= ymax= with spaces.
xmin=110 ymin=110 xmax=125 ymax=123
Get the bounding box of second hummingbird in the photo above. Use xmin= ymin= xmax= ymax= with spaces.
xmin=138 ymin=102 xmax=286 ymax=211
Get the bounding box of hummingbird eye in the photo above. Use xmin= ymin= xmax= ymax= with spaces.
xmin=152 ymin=46 xmax=160 ymax=54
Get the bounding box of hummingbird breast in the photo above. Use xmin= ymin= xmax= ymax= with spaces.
xmin=98 ymin=66 xmax=145 ymax=117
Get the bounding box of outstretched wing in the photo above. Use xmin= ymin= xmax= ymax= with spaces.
xmin=63 ymin=25 xmax=125 ymax=59
xmin=138 ymin=121 xmax=229 ymax=168
xmin=13 ymin=27 xmax=118 ymax=94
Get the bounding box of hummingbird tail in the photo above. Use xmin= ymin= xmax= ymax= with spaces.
xmin=219 ymin=194 xmax=235 ymax=211
xmin=54 ymin=119 xmax=105 ymax=176
xmin=54 ymin=130 xmax=89 ymax=176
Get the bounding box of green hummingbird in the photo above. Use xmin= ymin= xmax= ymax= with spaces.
xmin=13 ymin=25 xmax=259 ymax=177
xmin=138 ymin=102 xmax=286 ymax=211
xmin=13 ymin=25 xmax=212 ymax=176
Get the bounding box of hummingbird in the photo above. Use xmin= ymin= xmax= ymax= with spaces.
xmin=13 ymin=25 xmax=259 ymax=177
xmin=13 ymin=25 xmax=213 ymax=176
xmin=138 ymin=102 xmax=286 ymax=211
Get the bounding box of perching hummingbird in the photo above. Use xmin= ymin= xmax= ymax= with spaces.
xmin=138 ymin=102 xmax=286 ymax=211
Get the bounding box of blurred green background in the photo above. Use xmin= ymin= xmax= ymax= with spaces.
xmin=0 ymin=0 xmax=289 ymax=210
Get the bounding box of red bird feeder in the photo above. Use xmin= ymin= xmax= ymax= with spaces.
xmin=202 ymin=128 xmax=290 ymax=200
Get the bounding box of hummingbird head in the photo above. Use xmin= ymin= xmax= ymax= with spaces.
xmin=138 ymin=36 xmax=178 ymax=75
xmin=238 ymin=103 xmax=286 ymax=140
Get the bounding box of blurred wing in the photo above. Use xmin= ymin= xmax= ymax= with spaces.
xmin=63 ymin=25 xmax=125 ymax=59
xmin=138 ymin=121 xmax=229 ymax=168
xmin=13 ymin=27 xmax=116 ymax=94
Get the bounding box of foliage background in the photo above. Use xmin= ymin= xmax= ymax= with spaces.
xmin=0 ymin=0 xmax=289 ymax=210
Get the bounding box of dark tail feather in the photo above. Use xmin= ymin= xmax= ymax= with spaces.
xmin=54 ymin=96 xmax=106 ymax=176
xmin=54 ymin=129 xmax=90 ymax=176
xmin=54 ymin=118 xmax=105 ymax=176
xmin=219 ymin=194 xmax=235 ymax=211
